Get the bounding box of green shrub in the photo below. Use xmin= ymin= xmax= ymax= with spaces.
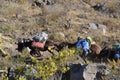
xmin=30 ymin=47 xmax=76 ymax=80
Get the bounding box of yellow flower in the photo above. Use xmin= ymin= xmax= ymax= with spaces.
xmin=50 ymin=62 xmax=55 ymax=66
xmin=49 ymin=72 xmax=54 ymax=76
xmin=60 ymin=52 xmax=64 ymax=57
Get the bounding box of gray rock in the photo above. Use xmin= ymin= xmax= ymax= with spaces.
xmin=97 ymin=23 xmax=106 ymax=35
xmin=88 ymin=23 xmax=107 ymax=35
xmin=69 ymin=63 xmax=110 ymax=80
xmin=83 ymin=64 xmax=97 ymax=80
xmin=83 ymin=63 xmax=110 ymax=80
xmin=88 ymin=23 xmax=98 ymax=29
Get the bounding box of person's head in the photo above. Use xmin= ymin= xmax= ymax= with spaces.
xmin=86 ymin=36 xmax=93 ymax=43
xmin=77 ymin=36 xmax=82 ymax=41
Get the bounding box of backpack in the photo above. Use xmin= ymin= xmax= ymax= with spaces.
xmin=33 ymin=32 xmax=48 ymax=42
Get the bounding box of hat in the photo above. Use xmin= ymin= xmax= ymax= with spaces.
xmin=77 ymin=36 xmax=82 ymax=40
xmin=86 ymin=36 xmax=93 ymax=43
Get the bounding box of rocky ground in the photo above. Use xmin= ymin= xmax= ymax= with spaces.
xmin=0 ymin=0 xmax=120 ymax=80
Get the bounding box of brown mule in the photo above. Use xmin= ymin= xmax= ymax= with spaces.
xmin=90 ymin=43 xmax=102 ymax=55
xmin=88 ymin=43 xmax=102 ymax=62
xmin=17 ymin=38 xmax=56 ymax=56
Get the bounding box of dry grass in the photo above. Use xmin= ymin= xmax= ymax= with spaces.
xmin=49 ymin=32 xmax=66 ymax=42
xmin=108 ymin=59 xmax=120 ymax=75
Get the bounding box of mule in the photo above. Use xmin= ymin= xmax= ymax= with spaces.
xmin=99 ymin=47 xmax=117 ymax=61
xmin=17 ymin=38 xmax=56 ymax=56
xmin=90 ymin=43 xmax=102 ymax=55
xmin=89 ymin=43 xmax=118 ymax=62
xmin=87 ymin=43 xmax=112 ymax=62
xmin=88 ymin=43 xmax=102 ymax=59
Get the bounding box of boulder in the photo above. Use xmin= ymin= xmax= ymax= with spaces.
xmin=70 ymin=64 xmax=85 ymax=80
xmin=83 ymin=64 xmax=97 ymax=80
xmin=83 ymin=63 xmax=110 ymax=80
xmin=88 ymin=23 xmax=107 ymax=35
xmin=88 ymin=23 xmax=98 ymax=29
xmin=69 ymin=63 xmax=110 ymax=80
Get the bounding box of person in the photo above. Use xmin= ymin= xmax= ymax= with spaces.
xmin=113 ymin=43 xmax=120 ymax=61
xmin=86 ymin=36 xmax=96 ymax=45
xmin=114 ymin=52 xmax=120 ymax=61
xmin=86 ymin=37 xmax=102 ymax=55
xmin=75 ymin=36 xmax=91 ymax=58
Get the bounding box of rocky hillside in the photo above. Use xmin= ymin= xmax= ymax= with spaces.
xmin=0 ymin=0 xmax=120 ymax=42
xmin=0 ymin=0 xmax=119 ymax=55
xmin=0 ymin=0 xmax=120 ymax=80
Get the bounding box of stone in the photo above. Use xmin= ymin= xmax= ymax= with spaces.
xmin=88 ymin=23 xmax=107 ymax=35
xmin=83 ymin=64 xmax=97 ymax=80
xmin=88 ymin=23 xmax=98 ymax=29
xmin=83 ymin=63 xmax=110 ymax=80
xmin=97 ymin=24 xmax=107 ymax=35
xmin=69 ymin=63 xmax=110 ymax=80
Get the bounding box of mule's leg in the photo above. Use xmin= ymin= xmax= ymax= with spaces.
xmin=30 ymin=50 xmax=35 ymax=56
xmin=35 ymin=48 xmax=42 ymax=57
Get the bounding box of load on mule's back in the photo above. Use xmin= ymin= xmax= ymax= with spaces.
xmin=17 ymin=32 xmax=49 ymax=55
xmin=32 ymin=32 xmax=48 ymax=49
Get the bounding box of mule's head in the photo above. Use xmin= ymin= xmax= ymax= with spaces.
xmin=16 ymin=38 xmax=32 ymax=52
xmin=16 ymin=39 xmax=25 ymax=52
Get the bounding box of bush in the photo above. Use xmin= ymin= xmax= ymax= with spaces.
xmin=30 ymin=47 xmax=76 ymax=80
